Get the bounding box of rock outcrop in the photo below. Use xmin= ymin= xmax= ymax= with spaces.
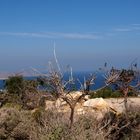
xmin=44 ymin=92 xmax=124 ymax=118
xmin=83 ymin=98 xmax=109 ymax=110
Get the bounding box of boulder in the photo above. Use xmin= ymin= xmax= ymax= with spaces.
xmin=45 ymin=100 xmax=55 ymax=110
xmin=76 ymin=108 xmax=85 ymax=115
xmin=55 ymin=98 xmax=67 ymax=108
xmin=66 ymin=91 xmax=83 ymax=99
xmin=84 ymin=95 xmax=89 ymax=100
xmin=106 ymin=99 xmax=124 ymax=114
xmin=83 ymin=98 xmax=109 ymax=110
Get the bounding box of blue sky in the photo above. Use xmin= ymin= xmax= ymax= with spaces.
xmin=0 ymin=0 xmax=140 ymax=72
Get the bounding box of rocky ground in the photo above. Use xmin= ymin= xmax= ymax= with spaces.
xmin=45 ymin=91 xmax=140 ymax=119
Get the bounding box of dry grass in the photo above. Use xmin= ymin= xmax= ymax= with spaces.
xmin=0 ymin=104 xmax=139 ymax=140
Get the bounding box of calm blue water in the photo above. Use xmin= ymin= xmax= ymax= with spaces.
xmin=0 ymin=80 xmax=6 ymax=90
xmin=63 ymin=72 xmax=105 ymax=90
xmin=0 ymin=72 xmax=105 ymax=90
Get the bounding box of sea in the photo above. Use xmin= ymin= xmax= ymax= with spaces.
xmin=0 ymin=72 xmax=105 ymax=90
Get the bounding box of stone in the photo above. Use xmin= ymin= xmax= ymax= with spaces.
xmin=55 ymin=98 xmax=67 ymax=108
xmin=77 ymin=108 xmax=85 ymax=115
xmin=83 ymin=98 xmax=109 ymax=110
xmin=45 ymin=100 xmax=55 ymax=110
xmin=66 ymin=91 xmax=83 ymax=99
xmin=84 ymin=95 xmax=89 ymax=100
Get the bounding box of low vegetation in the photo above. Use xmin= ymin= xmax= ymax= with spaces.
xmin=0 ymin=62 xmax=140 ymax=139
xmin=0 ymin=105 xmax=139 ymax=140
xmin=90 ymin=87 xmax=137 ymax=99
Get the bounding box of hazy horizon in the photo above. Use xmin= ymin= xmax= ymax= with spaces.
xmin=0 ymin=0 xmax=140 ymax=72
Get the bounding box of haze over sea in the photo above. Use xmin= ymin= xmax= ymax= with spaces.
xmin=0 ymin=71 xmax=105 ymax=90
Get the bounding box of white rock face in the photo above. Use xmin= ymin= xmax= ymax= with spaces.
xmin=83 ymin=98 xmax=109 ymax=110
xmin=77 ymin=108 xmax=85 ymax=115
xmin=45 ymin=100 xmax=55 ymax=110
xmin=84 ymin=95 xmax=89 ymax=100
xmin=55 ymin=98 xmax=67 ymax=108
xmin=67 ymin=91 xmax=83 ymax=99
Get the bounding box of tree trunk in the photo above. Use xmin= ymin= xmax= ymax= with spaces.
xmin=69 ymin=105 xmax=75 ymax=128
xmin=123 ymin=89 xmax=129 ymax=120
xmin=124 ymin=95 xmax=128 ymax=112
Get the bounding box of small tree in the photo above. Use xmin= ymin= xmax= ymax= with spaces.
xmin=5 ymin=75 xmax=24 ymax=96
xmin=37 ymin=67 xmax=95 ymax=128
xmin=4 ymin=75 xmax=41 ymax=109
xmin=104 ymin=67 xmax=140 ymax=113
xmin=21 ymin=80 xmax=41 ymax=109
xmin=33 ymin=47 xmax=96 ymax=128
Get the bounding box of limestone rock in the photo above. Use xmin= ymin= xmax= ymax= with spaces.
xmin=55 ymin=98 xmax=67 ymax=108
xmin=45 ymin=100 xmax=55 ymax=110
xmin=66 ymin=91 xmax=83 ymax=99
xmin=84 ymin=95 xmax=89 ymax=100
xmin=83 ymin=98 xmax=109 ymax=110
xmin=77 ymin=108 xmax=85 ymax=115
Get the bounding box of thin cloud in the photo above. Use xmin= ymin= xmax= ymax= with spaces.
xmin=52 ymin=32 xmax=100 ymax=39
xmin=132 ymin=27 xmax=140 ymax=30
xmin=131 ymin=24 xmax=140 ymax=26
xmin=0 ymin=32 xmax=54 ymax=38
xmin=0 ymin=32 xmax=100 ymax=40
xmin=114 ymin=24 xmax=140 ymax=32
xmin=1 ymin=24 xmax=139 ymax=40
xmin=114 ymin=28 xmax=132 ymax=32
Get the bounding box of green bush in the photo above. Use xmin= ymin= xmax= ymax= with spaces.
xmin=111 ymin=91 xmax=122 ymax=98
xmin=5 ymin=75 xmax=24 ymax=96
xmin=90 ymin=86 xmax=138 ymax=99
xmin=3 ymin=76 xmax=41 ymax=109
xmin=90 ymin=87 xmax=123 ymax=98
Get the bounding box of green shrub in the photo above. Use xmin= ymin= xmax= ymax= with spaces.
xmin=89 ymin=87 xmax=137 ymax=98
xmin=110 ymin=91 xmax=122 ymax=98
xmin=5 ymin=75 xmax=24 ymax=96
xmin=90 ymin=87 xmax=112 ymax=98
xmin=3 ymin=76 xmax=41 ymax=109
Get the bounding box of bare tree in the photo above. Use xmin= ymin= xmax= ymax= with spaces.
xmin=32 ymin=47 xmax=96 ymax=128
xmin=38 ymin=65 xmax=95 ymax=128
xmin=104 ymin=66 xmax=140 ymax=113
